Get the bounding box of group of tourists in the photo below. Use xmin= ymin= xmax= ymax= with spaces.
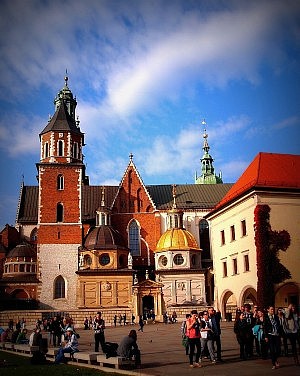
xmin=54 ymin=311 xmax=141 ymax=367
xmin=234 ymin=303 xmax=299 ymax=369
xmin=1 ymin=304 xmax=299 ymax=370
xmin=163 ymin=310 xmax=178 ymax=324
xmin=181 ymin=307 xmax=222 ymax=368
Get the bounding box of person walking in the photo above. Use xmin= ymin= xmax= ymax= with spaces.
xmin=138 ymin=315 xmax=144 ymax=332
xmin=93 ymin=312 xmax=106 ymax=353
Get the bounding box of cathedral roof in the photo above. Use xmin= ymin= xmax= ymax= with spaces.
xmin=213 ymin=152 xmax=300 ymax=212
xmin=84 ymin=225 xmax=127 ymax=250
xmin=40 ymin=101 xmax=82 ymax=135
xmin=16 ymin=183 xmax=233 ymax=223
xmin=155 ymin=228 xmax=200 ymax=253
xmin=147 ymin=184 xmax=233 ymax=210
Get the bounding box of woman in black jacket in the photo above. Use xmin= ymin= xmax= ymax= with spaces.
xmin=263 ymin=306 xmax=281 ymax=369
xmin=234 ymin=311 xmax=253 ymax=360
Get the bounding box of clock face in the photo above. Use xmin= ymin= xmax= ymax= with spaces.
xmin=99 ymin=253 xmax=110 ymax=266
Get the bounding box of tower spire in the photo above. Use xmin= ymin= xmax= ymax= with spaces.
xmin=172 ymin=184 xmax=177 ymax=209
xmin=195 ymin=119 xmax=223 ymax=184
xmin=54 ymin=72 xmax=77 ymax=119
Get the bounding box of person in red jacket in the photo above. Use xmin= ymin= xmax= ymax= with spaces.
xmin=186 ymin=310 xmax=202 ymax=368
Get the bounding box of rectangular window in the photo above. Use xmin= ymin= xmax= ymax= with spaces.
xmin=223 ymin=261 xmax=228 ymax=277
xmin=230 ymin=225 xmax=235 ymax=241
xmin=241 ymin=220 xmax=247 ymax=237
xmin=186 ymin=216 xmax=192 ymax=231
xmin=233 ymin=258 xmax=238 ymax=275
xmin=221 ymin=230 xmax=225 ymax=245
xmin=244 ymin=254 xmax=250 ymax=272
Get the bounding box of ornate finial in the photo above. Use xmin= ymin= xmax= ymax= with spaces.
xmin=64 ymin=69 xmax=68 ymax=86
xmin=172 ymin=184 xmax=177 ymax=209
xmin=129 ymin=152 xmax=133 ymax=161
xmin=76 ymin=115 xmax=80 ymax=127
xmin=101 ymin=186 xmax=105 ymax=207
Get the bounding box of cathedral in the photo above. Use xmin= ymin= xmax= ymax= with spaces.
xmin=0 ymin=76 xmax=232 ymax=321
xmin=1 ymin=76 xmax=299 ymax=324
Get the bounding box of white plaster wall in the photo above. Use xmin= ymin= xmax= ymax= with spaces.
xmin=209 ymin=191 xmax=300 ymax=313
xmin=38 ymin=243 xmax=79 ymax=310
xmin=209 ymin=195 xmax=258 ymax=311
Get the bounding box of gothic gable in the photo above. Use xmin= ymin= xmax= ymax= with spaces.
xmin=112 ymin=157 xmax=156 ymax=213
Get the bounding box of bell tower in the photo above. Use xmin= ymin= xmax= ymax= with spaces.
xmin=36 ymin=74 xmax=88 ymax=310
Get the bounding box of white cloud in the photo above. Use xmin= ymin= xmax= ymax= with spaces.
xmin=0 ymin=114 xmax=41 ymax=156
xmin=220 ymin=160 xmax=249 ymax=183
xmin=102 ymin=1 xmax=299 ymax=118
xmin=1 ymin=0 xmax=298 ymax=115
xmin=272 ymin=116 xmax=299 ymax=130
xmin=139 ymin=116 xmax=250 ymax=178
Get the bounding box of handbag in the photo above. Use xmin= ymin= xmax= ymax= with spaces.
xmin=182 ymin=335 xmax=189 ymax=347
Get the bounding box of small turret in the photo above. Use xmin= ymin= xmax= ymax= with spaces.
xmin=54 ymin=71 xmax=77 ymax=120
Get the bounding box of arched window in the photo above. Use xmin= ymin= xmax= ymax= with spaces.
xmin=54 ymin=276 xmax=65 ymax=299
xmin=56 ymin=203 xmax=64 ymax=222
xmin=57 ymin=174 xmax=64 ymax=190
xmin=58 ymin=140 xmax=64 ymax=156
xmin=30 ymin=227 xmax=38 ymax=242
xmin=129 ymin=220 xmax=140 ymax=256
xmin=44 ymin=142 xmax=49 ymax=158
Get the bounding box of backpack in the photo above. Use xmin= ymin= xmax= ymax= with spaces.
xmin=104 ymin=342 xmax=118 ymax=358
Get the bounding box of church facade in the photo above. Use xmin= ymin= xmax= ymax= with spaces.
xmin=0 ymin=76 xmax=299 ymax=323
xmin=0 ymin=77 xmax=232 ymax=321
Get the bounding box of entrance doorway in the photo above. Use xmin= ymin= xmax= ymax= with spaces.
xmin=142 ymin=295 xmax=154 ymax=319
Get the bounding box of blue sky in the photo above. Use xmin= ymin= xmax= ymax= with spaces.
xmin=0 ymin=0 xmax=300 ymax=228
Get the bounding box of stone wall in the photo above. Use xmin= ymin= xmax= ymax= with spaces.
xmin=0 ymin=305 xmax=213 ymax=330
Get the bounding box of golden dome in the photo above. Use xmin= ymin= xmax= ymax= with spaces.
xmin=155 ymin=228 xmax=200 ymax=253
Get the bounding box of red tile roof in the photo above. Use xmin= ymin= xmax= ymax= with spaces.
xmin=215 ymin=152 xmax=300 ymax=210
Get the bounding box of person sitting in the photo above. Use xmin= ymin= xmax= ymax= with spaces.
xmin=11 ymin=329 xmax=21 ymax=343
xmin=16 ymin=328 xmax=29 ymax=344
xmin=117 ymin=329 xmax=141 ymax=368
xmin=54 ymin=327 xmax=78 ymax=364
xmin=1 ymin=328 xmax=10 ymax=342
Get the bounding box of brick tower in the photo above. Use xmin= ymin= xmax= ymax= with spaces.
xmin=37 ymin=75 xmax=88 ymax=310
